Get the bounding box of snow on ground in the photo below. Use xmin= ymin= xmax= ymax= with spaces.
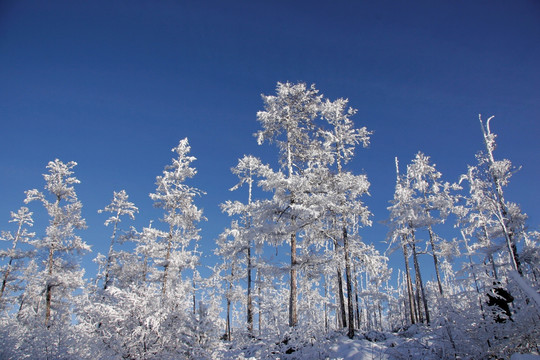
xmin=328 ymin=336 xmax=390 ymax=360
xmin=218 ymin=328 xmax=540 ymax=360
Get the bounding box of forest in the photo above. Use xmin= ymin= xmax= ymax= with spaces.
xmin=0 ymin=82 xmax=539 ymax=359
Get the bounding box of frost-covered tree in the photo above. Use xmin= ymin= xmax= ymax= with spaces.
xmin=0 ymin=207 xmax=35 ymax=309
xmin=24 ymin=159 xmax=89 ymax=327
xmin=80 ymin=138 xmax=209 ymax=359
xmin=387 ymin=157 xmax=430 ymax=324
xmin=255 ymin=83 xmax=374 ymax=338
xmin=149 ymin=138 xmax=205 ymax=297
xmin=318 ymin=96 xmax=372 ymax=338
xmin=255 ymin=82 xmax=323 ymax=327
xmin=405 ymin=151 xmax=460 ymax=296
xmin=459 ymin=115 xmax=531 ymax=279
xmin=97 ymin=190 xmax=138 ymax=290
xmin=478 ymin=115 xmax=523 ymax=274
xmin=219 ymin=155 xmax=271 ymax=335
xmin=214 ymin=221 xmax=245 ymax=341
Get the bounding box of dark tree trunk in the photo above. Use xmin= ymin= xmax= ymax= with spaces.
xmin=247 ymin=246 xmax=253 ymax=334
xmin=411 ymin=231 xmax=430 ymax=324
xmin=402 ymin=241 xmax=417 ymax=324
xmin=289 ymin=233 xmax=297 ymax=327
xmin=343 ymin=227 xmax=355 ymax=339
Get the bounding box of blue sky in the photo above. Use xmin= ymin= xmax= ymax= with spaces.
xmin=1 ymin=0 xmax=539 ymax=281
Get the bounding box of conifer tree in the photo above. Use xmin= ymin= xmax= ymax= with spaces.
xmin=220 ymin=155 xmax=271 ymax=335
xmin=0 ymin=207 xmax=35 ymax=308
xmin=97 ymin=190 xmax=138 ymax=290
xmin=405 ymin=152 xmax=460 ymax=296
xmin=24 ymin=159 xmax=89 ymax=327
xmin=319 ymin=97 xmax=372 ymax=338
xmin=255 ymin=82 xmax=323 ymax=327
xmin=149 ymin=138 xmax=205 ymax=297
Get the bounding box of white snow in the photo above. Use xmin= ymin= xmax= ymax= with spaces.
xmin=328 ymin=335 xmax=390 ymax=360
xmin=508 ymin=270 xmax=540 ymax=310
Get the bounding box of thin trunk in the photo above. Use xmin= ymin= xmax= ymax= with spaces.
xmin=411 ymin=233 xmax=430 ymax=324
xmin=103 ymin=215 xmax=119 ymax=290
xmin=289 ymin=233 xmax=297 ymax=327
xmin=286 ymin=136 xmax=298 ymax=328
xmin=257 ymin=269 xmax=262 ymax=336
xmin=461 ymin=231 xmax=491 ymax=349
xmin=45 ymin=197 xmax=61 ymax=327
xmin=0 ymin=258 xmax=14 ymax=300
xmin=192 ymin=277 xmax=196 ymax=314
xmin=162 ymin=230 xmax=173 ymax=296
xmin=480 ymin=116 xmax=522 ymax=275
xmin=246 ymin=177 xmax=254 ymax=334
xmin=420 ymin=183 xmax=444 ymax=297
xmin=247 ymin=246 xmax=253 ymax=334
xmin=496 ymin=208 xmax=522 ymax=274
xmin=402 ymin=241 xmax=417 ymax=324
xmin=414 ymin=266 xmax=424 ymax=323
xmin=45 ymin=246 xmax=54 ymax=327
xmin=427 ymin=225 xmax=444 ymax=295
xmin=354 ymin=265 xmax=361 ymax=329
xmin=0 ymin=222 xmax=23 ymax=300
xmin=324 ymin=275 xmax=329 ymax=332
xmin=141 ymin=252 xmax=148 ymax=285
xmin=482 ymin=225 xmax=499 ymax=280
xmin=378 ymin=303 xmax=383 ymax=331
xmin=226 ymin=270 xmax=232 ymax=341
xmin=343 ymin=227 xmax=354 ymax=338
xmin=334 ymin=238 xmax=347 ymax=328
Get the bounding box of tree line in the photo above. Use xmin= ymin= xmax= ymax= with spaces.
xmin=0 ymin=82 xmax=538 ymax=359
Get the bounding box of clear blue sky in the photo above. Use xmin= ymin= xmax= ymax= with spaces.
xmin=1 ymin=0 xmax=539 ymax=280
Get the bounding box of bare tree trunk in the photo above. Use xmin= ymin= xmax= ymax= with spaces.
xmin=45 ymin=246 xmax=54 ymax=327
xmin=162 ymin=230 xmax=172 ymax=296
xmin=481 ymin=226 xmax=500 ymax=280
xmin=334 ymin=238 xmax=347 ymax=328
xmin=402 ymin=241 xmax=417 ymax=324
xmin=378 ymin=303 xmax=383 ymax=331
xmin=354 ymin=265 xmax=361 ymax=329
xmin=289 ymin=233 xmax=297 ymax=327
xmin=103 ymin=216 xmax=119 ymax=291
xmin=0 ymin=222 xmax=23 ymax=300
xmin=247 ymin=246 xmax=253 ymax=334
xmin=45 ymin=197 xmax=62 ymax=327
xmin=0 ymin=257 xmax=14 ymax=300
xmin=257 ymin=269 xmax=262 ymax=336
xmin=192 ymin=277 xmax=196 ymax=315
xmin=286 ymin=138 xmax=298 ymax=328
xmin=411 ymin=233 xmax=430 ymax=324
xmin=343 ymin=227 xmax=354 ymax=338
xmin=324 ymin=275 xmax=329 ymax=332
xmin=226 ymin=280 xmax=232 ymax=341
xmin=427 ymin=225 xmax=444 ymax=295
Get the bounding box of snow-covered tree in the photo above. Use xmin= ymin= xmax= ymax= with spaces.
xmin=458 ymin=115 xmax=532 ymax=280
xmin=318 ymin=96 xmax=372 ymax=338
xmin=477 ymin=115 xmax=523 ymax=274
xmin=149 ymin=138 xmax=205 ymax=297
xmin=0 ymin=207 xmax=35 ymax=309
xmin=255 ymin=81 xmax=323 ymax=327
xmin=24 ymin=159 xmax=89 ymax=327
xmin=387 ymin=157 xmax=430 ymax=325
xmin=219 ymin=155 xmax=271 ymax=335
xmin=97 ymin=190 xmax=138 ymax=290
xmin=405 ymin=151 xmax=460 ymax=296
